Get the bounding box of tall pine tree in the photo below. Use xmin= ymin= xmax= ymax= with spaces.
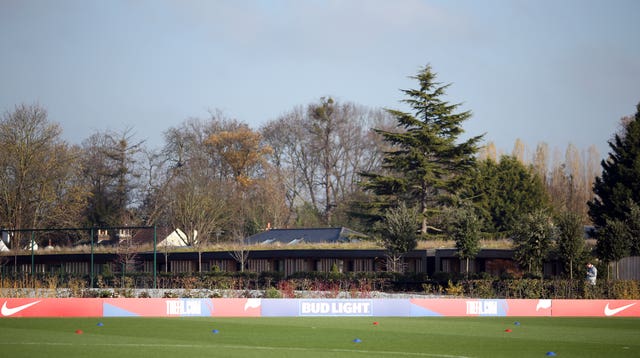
xmin=589 ymin=101 xmax=640 ymax=257
xmin=361 ymin=64 xmax=483 ymax=235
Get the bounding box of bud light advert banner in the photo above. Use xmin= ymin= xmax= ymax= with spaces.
xmin=1 ymin=298 xmax=639 ymax=318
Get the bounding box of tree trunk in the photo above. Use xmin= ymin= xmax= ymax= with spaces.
xmin=164 ymin=251 xmax=169 ymax=273
xmin=569 ymin=258 xmax=573 ymax=280
xmin=465 ymin=258 xmax=469 ymax=279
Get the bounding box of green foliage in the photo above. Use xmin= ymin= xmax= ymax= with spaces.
xmin=445 ymin=280 xmax=465 ymax=296
xmin=447 ymin=206 xmax=482 ymax=258
xmin=360 ymin=64 xmax=482 ymax=235
xmin=555 ymin=211 xmax=586 ymax=279
xmin=463 ymin=279 xmax=496 ymax=298
xmin=264 ymin=286 xmax=283 ymax=298
xmin=589 ymin=101 xmax=640 ymax=257
xmin=445 ymin=204 xmax=482 ymax=278
xmin=294 ymin=202 xmax=324 ymax=228
xmin=596 ymin=218 xmax=630 ymax=264
xmin=330 ymin=263 xmax=340 ymax=273
xmin=374 ymin=203 xmax=420 ymax=271
xmin=467 ymin=156 xmax=549 ymax=235
xmin=512 ymin=209 xmax=554 ymax=276
xmin=609 ymin=279 xmax=640 ymax=299
xmin=496 ymin=278 xmax=546 ymax=299
xmin=624 ymin=200 xmax=640 ymax=255
xmin=3 ymin=269 xmax=640 ymax=299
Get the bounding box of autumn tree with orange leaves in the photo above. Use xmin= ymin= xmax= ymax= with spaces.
xmin=205 ymin=124 xmax=272 ymax=188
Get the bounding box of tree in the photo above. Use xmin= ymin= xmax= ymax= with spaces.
xmin=374 ymin=203 xmax=420 ymax=273
xmin=626 ymin=200 xmax=640 ymax=256
xmin=136 ymin=147 xmax=174 ymax=226
xmin=532 ymin=142 xmax=550 ymax=180
xmin=555 ymin=211 xmax=585 ymax=280
xmin=0 ymin=104 xmax=88 ymax=252
xmin=447 ymin=205 xmax=482 ymax=279
xmin=595 ymin=218 xmax=629 ymax=280
xmin=228 ymin=226 xmax=250 ymax=272
xmin=262 ymin=99 xmax=391 ymax=227
xmin=158 ymin=115 xmax=235 ymax=271
xmin=467 ymin=156 xmax=549 ymax=235
xmin=544 ymin=143 xmax=595 ymax=222
xmin=205 ymin=124 xmax=272 ymax=188
xmin=512 ymin=209 xmax=554 ymax=276
xmin=512 ymin=138 xmax=527 ymax=163
xmin=593 ymin=200 xmax=640 ymax=280
xmin=589 ymin=102 xmax=640 ymax=257
xmin=167 ymin=173 xmax=230 ymax=272
xmin=478 ymin=141 xmax=498 ymax=162
xmin=80 ymin=129 xmax=143 ymax=228
xmin=361 ymin=64 xmax=483 ymax=235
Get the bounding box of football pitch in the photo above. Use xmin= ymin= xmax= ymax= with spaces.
xmin=0 ymin=317 xmax=638 ymax=358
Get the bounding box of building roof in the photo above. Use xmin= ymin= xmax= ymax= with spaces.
xmin=245 ymin=227 xmax=367 ymax=246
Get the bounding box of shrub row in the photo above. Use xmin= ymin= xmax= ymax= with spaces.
xmin=1 ymin=271 xmax=638 ymax=299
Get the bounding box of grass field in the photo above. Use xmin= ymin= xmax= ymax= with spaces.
xmin=1 ymin=317 xmax=638 ymax=358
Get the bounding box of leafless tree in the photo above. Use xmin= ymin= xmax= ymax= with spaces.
xmin=113 ymin=228 xmax=140 ymax=288
xmin=228 ymin=225 xmax=250 ymax=272
xmin=261 ymin=98 xmax=392 ymax=226
xmin=168 ymin=174 xmax=230 ymax=272
xmin=80 ymin=128 xmax=144 ymax=227
xmin=0 ymin=104 xmax=88 ymax=263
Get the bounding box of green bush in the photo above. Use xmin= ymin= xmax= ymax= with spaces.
xmin=609 ymin=280 xmax=640 ymax=299
xmin=464 ymin=279 xmax=495 ymax=298
xmin=264 ymin=286 xmax=283 ymax=298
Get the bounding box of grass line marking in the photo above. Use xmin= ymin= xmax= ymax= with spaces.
xmin=0 ymin=341 xmax=472 ymax=358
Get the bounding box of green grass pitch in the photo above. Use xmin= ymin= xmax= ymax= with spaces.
xmin=1 ymin=317 xmax=638 ymax=357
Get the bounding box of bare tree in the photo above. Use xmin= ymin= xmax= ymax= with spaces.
xmin=512 ymin=138 xmax=527 ymax=163
xmin=80 ymin=128 xmax=144 ymax=227
xmin=479 ymin=141 xmax=499 ymax=162
xmin=262 ymin=98 xmax=391 ymax=226
xmin=115 ymin=231 xmax=138 ymax=267
xmin=228 ymin=226 xmax=250 ymax=272
xmin=532 ymin=142 xmax=550 ymax=180
xmin=168 ymin=174 xmax=230 ymax=272
xmin=0 ymin=104 xmax=88 ymax=256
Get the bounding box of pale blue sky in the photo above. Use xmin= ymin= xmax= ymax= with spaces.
xmin=1 ymin=0 xmax=639 ymax=160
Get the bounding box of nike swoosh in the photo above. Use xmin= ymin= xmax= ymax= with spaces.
xmin=1 ymin=300 xmax=41 ymax=316
xmin=604 ymin=303 xmax=636 ymax=316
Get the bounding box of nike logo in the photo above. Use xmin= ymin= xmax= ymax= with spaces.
xmin=604 ymin=303 xmax=636 ymax=316
xmin=1 ymin=300 xmax=41 ymax=316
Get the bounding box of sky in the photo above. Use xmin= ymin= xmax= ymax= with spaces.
xmin=1 ymin=0 xmax=639 ymax=160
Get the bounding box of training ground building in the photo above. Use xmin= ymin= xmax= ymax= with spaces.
xmin=2 ymin=227 xmax=638 ymax=279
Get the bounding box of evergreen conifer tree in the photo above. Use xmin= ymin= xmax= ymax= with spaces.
xmin=589 ymin=102 xmax=640 ymax=256
xmin=361 ymin=65 xmax=483 ymax=234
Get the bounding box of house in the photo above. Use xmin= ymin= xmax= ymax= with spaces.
xmin=0 ymin=239 xmax=8 ymax=252
xmin=245 ymin=227 xmax=367 ymax=245
xmin=157 ymin=229 xmax=197 ymax=248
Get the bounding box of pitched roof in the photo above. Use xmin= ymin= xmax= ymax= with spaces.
xmin=245 ymin=227 xmax=367 ymax=245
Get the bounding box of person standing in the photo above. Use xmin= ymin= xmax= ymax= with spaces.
xmin=586 ymin=262 xmax=597 ymax=285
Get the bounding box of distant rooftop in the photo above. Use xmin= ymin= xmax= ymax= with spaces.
xmin=245 ymin=227 xmax=367 ymax=246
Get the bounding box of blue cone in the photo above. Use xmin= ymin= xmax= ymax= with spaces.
xmin=514 ymin=321 xmax=521 ymax=326
xmin=546 ymin=352 xmax=556 ymax=356
xmin=212 ymin=329 xmax=219 ymax=334
xmin=97 ymin=322 xmax=104 ymax=327
xmin=353 ymin=338 xmax=362 ymax=343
